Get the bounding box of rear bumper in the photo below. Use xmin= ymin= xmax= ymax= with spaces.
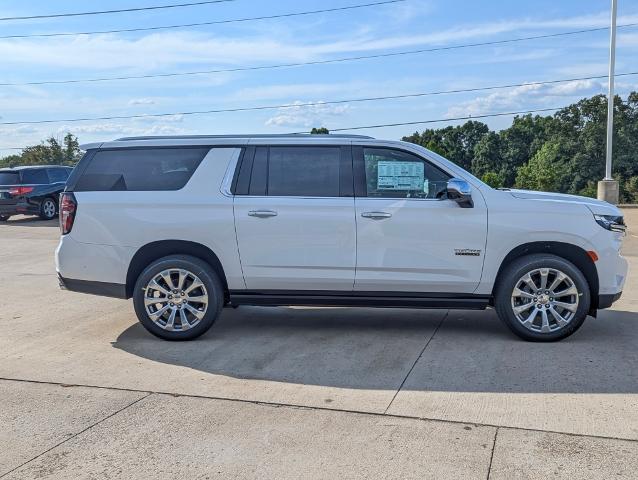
xmin=0 ymin=205 xmax=19 ymax=215
xmin=598 ymin=292 xmax=622 ymax=309
xmin=58 ymin=274 xmax=128 ymax=299
xmin=0 ymin=201 xmax=39 ymax=216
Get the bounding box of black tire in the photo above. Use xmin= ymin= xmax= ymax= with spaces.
xmin=0 ymin=215 xmax=10 ymax=222
xmin=39 ymin=197 xmax=57 ymax=220
xmin=133 ymin=255 xmax=224 ymax=341
xmin=494 ymin=254 xmax=590 ymax=342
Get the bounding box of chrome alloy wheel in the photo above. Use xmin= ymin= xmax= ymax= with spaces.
xmin=143 ymin=268 xmax=208 ymax=331
xmin=511 ymin=268 xmax=579 ymax=333
xmin=43 ymin=199 xmax=56 ymax=218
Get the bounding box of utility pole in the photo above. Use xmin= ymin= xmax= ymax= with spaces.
xmin=598 ymin=0 xmax=619 ymax=204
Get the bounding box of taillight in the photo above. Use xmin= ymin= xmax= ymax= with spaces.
xmin=9 ymin=186 xmax=34 ymax=196
xmin=59 ymin=192 xmax=77 ymax=235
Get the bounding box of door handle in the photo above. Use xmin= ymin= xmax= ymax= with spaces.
xmin=248 ymin=210 xmax=278 ymax=218
xmin=361 ymin=211 xmax=392 ymax=220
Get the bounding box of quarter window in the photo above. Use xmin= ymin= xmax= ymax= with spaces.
xmin=363 ymin=148 xmax=450 ymax=199
xmin=48 ymin=168 xmax=71 ymax=183
xmin=74 ymin=148 xmax=209 ymax=192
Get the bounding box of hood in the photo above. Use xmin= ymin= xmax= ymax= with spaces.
xmin=507 ymin=189 xmax=622 ymax=216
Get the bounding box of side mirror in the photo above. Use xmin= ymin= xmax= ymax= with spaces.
xmin=447 ymin=178 xmax=474 ymax=208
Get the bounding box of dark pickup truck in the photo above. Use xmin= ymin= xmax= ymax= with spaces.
xmin=0 ymin=165 xmax=73 ymax=221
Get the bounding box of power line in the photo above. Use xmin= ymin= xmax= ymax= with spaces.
xmin=0 ymin=0 xmax=238 ymax=22
xmin=321 ymin=107 xmax=569 ymax=132
xmin=1 ymin=71 xmax=635 ymax=126
xmin=0 ymin=106 xmax=576 ymax=152
xmin=0 ymin=1 xmax=406 ymax=39
xmin=2 ymin=23 xmax=636 ymax=87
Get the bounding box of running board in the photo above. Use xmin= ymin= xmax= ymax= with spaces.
xmin=229 ymin=290 xmax=490 ymax=310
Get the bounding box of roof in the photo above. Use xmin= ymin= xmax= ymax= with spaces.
xmin=114 ymin=134 xmax=374 ymax=141
xmin=0 ymin=165 xmax=72 ymax=171
xmin=81 ymin=133 xmax=379 ymax=151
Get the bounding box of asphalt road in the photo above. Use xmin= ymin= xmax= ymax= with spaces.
xmin=1 ymin=212 xmax=637 ymax=479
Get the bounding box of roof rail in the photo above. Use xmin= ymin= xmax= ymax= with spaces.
xmin=114 ymin=133 xmax=375 ymax=141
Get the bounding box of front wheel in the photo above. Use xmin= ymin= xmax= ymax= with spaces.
xmin=494 ymin=254 xmax=590 ymax=342
xmin=133 ymin=255 xmax=224 ymax=341
xmin=39 ymin=198 xmax=57 ymax=220
xmin=0 ymin=215 xmax=10 ymax=222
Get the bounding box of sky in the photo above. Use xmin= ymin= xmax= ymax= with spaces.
xmin=0 ymin=0 xmax=637 ymax=156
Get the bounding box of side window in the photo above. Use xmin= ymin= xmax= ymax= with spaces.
xmin=21 ymin=169 xmax=49 ymax=184
xmin=47 ymin=168 xmax=70 ymax=183
xmin=249 ymin=147 xmax=343 ymax=197
xmin=363 ymin=148 xmax=450 ymax=199
xmin=74 ymin=147 xmax=209 ymax=192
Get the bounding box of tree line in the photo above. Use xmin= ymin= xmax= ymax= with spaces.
xmin=402 ymin=92 xmax=638 ymax=201
xmin=2 ymin=93 xmax=637 ymax=201
xmin=0 ymin=133 xmax=82 ymax=169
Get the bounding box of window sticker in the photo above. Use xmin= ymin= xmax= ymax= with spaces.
xmin=377 ymin=161 xmax=425 ymax=191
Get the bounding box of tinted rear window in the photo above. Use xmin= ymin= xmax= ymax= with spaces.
xmin=74 ymin=148 xmax=209 ymax=192
xmin=48 ymin=168 xmax=71 ymax=183
xmin=0 ymin=172 xmax=19 ymax=185
xmin=265 ymin=147 xmax=341 ymax=197
xmin=21 ymin=169 xmax=49 ymax=184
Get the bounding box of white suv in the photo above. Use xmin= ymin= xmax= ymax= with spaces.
xmin=56 ymin=134 xmax=628 ymax=342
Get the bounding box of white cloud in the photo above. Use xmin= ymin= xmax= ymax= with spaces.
xmin=128 ymin=98 xmax=156 ymax=106
xmin=445 ymin=79 xmax=606 ymax=118
xmin=54 ymin=122 xmax=187 ymax=136
xmin=133 ymin=114 xmax=184 ymax=123
xmin=1 ymin=11 xmax=636 ymax=71
xmin=265 ymin=101 xmax=350 ymax=128
xmin=0 ymin=125 xmax=40 ymax=135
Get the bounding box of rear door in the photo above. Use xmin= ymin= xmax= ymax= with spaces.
xmin=353 ymin=146 xmax=488 ymax=293
xmin=233 ymin=145 xmax=356 ymax=291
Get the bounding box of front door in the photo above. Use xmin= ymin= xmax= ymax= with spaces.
xmin=234 ymin=145 xmax=356 ymax=291
xmin=353 ymin=146 xmax=488 ymax=293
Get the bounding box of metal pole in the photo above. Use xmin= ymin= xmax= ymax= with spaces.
xmin=605 ymin=0 xmax=618 ymax=180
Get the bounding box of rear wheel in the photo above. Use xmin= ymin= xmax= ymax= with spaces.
xmin=39 ymin=198 xmax=57 ymax=220
xmin=133 ymin=255 xmax=224 ymax=341
xmin=494 ymin=254 xmax=590 ymax=342
xmin=0 ymin=215 xmax=10 ymax=222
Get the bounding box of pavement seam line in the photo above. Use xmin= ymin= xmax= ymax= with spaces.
xmin=486 ymin=427 xmax=499 ymax=480
xmin=1 ymin=376 xmax=636 ymax=444
xmin=0 ymin=391 xmax=153 ymax=479
xmin=382 ymin=310 xmax=448 ymax=415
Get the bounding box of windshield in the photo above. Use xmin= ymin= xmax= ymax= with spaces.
xmin=0 ymin=172 xmax=19 ymax=185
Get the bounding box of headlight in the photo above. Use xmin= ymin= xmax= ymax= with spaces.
xmin=594 ymin=214 xmax=626 ymax=233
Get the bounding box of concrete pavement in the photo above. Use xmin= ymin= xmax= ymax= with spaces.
xmin=1 ymin=213 xmax=637 ymax=479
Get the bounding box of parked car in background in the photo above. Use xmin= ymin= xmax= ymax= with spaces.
xmin=55 ymin=135 xmax=627 ymax=342
xmin=0 ymin=165 xmax=73 ymax=221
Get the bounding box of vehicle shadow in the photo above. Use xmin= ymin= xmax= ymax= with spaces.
xmin=113 ymin=306 xmax=638 ymax=394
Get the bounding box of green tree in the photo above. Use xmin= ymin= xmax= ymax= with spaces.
xmin=621 ymin=176 xmax=638 ymax=203
xmin=0 ymin=133 xmax=82 ymax=168
xmin=310 ymin=127 xmax=329 ymax=134
xmin=515 ymin=140 xmax=561 ymax=192
xmin=472 ymin=132 xmax=502 ymax=178
xmin=403 ymin=121 xmax=489 ymax=171
xmin=498 ymin=114 xmax=553 ymax=186
xmin=402 ymin=92 xmax=638 ymax=197
xmin=481 ymin=171 xmax=505 ymax=188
